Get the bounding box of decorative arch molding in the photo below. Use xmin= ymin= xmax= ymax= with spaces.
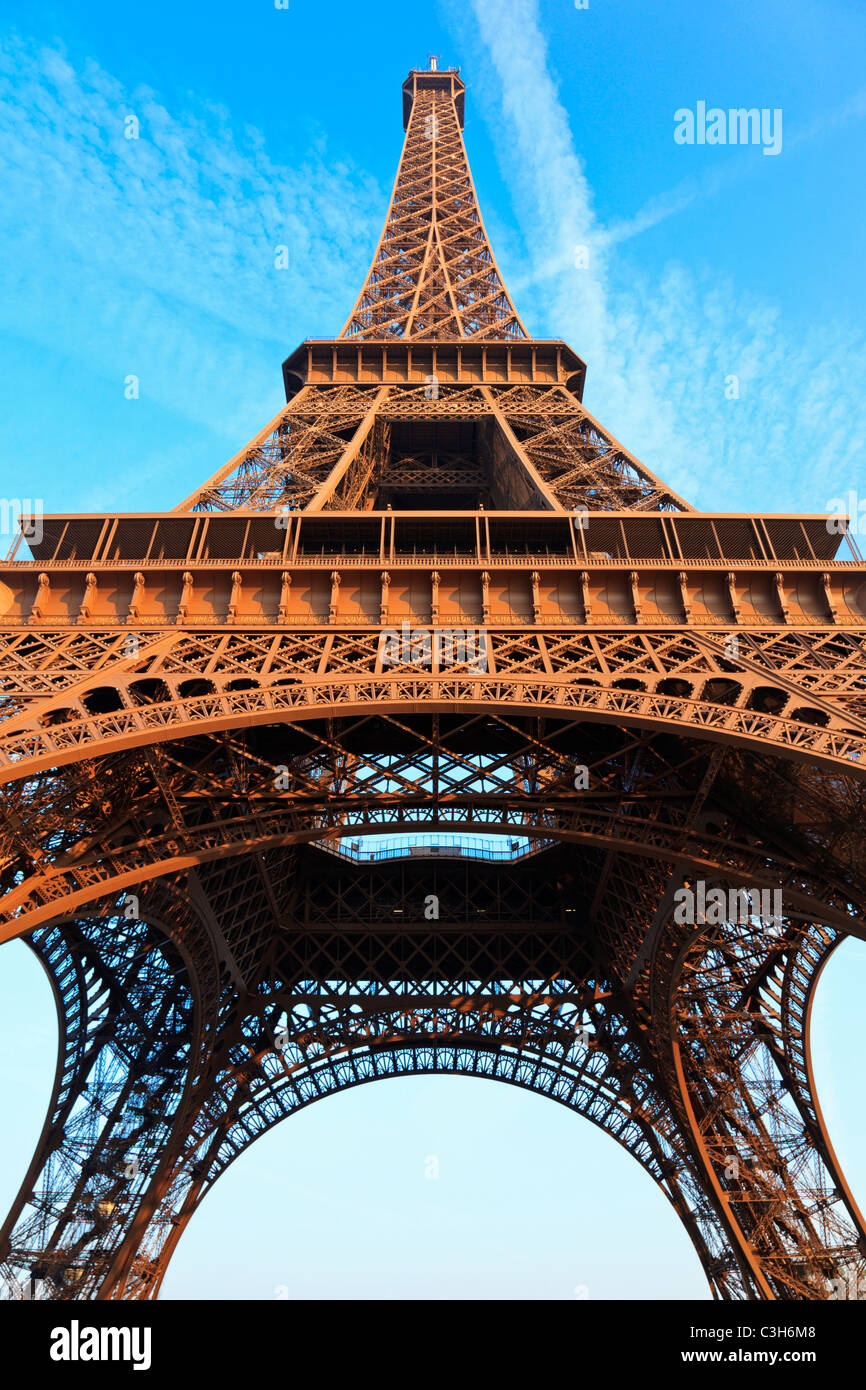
xmin=2 ymin=675 xmax=865 ymax=785
xmin=146 ymin=1036 xmax=743 ymax=1302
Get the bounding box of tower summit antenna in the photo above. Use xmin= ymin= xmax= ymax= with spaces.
xmin=428 ymin=53 xmax=439 ymax=71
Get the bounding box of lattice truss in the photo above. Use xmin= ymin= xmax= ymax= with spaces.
xmin=378 ymin=447 xmax=487 ymax=497
xmin=340 ymin=84 xmax=526 ymax=341
xmin=186 ymin=386 xmax=382 ymax=514
xmin=181 ymin=381 xmax=688 ymax=515
xmin=489 ymin=385 xmax=688 ymax=512
xmin=1 ymin=711 xmax=865 ymax=1300
xmin=1 ymin=625 xmax=866 ymax=778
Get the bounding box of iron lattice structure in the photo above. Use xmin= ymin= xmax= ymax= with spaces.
xmin=1 ymin=63 xmax=866 ymax=1302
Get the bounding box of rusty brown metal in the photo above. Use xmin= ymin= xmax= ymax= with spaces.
xmin=1 ymin=63 xmax=865 ymax=1303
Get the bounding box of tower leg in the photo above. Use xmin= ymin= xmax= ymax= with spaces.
xmin=0 ymin=884 xmax=223 ymax=1301
xmin=656 ymin=913 xmax=866 ymax=1299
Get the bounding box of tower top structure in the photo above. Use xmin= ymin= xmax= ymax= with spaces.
xmin=344 ymin=65 xmax=516 ymax=340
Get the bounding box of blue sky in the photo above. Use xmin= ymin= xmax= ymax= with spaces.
xmin=1 ymin=0 xmax=865 ymax=1298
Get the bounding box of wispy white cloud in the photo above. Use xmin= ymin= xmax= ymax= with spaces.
xmin=607 ymin=84 xmax=866 ymax=247
xmin=0 ymin=35 xmax=384 ymax=458
xmin=605 ymin=172 xmax=724 ymax=248
xmin=452 ymin=0 xmax=866 ymax=513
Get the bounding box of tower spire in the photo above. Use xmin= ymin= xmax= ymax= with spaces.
xmin=339 ymin=66 xmax=527 ymax=341
xmin=174 ymin=64 xmax=692 ymax=514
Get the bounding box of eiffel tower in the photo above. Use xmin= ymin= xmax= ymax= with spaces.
xmin=1 ymin=60 xmax=865 ymax=1303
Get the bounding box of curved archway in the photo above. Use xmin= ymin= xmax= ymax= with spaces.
xmin=158 ymin=1072 xmax=712 ymax=1300
xmin=2 ymin=697 xmax=865 ymax=948
xmin=2 ymin=675 xmax=865 ymax=785
xmin=1 ymin=682 xmax=865 ymax=1301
